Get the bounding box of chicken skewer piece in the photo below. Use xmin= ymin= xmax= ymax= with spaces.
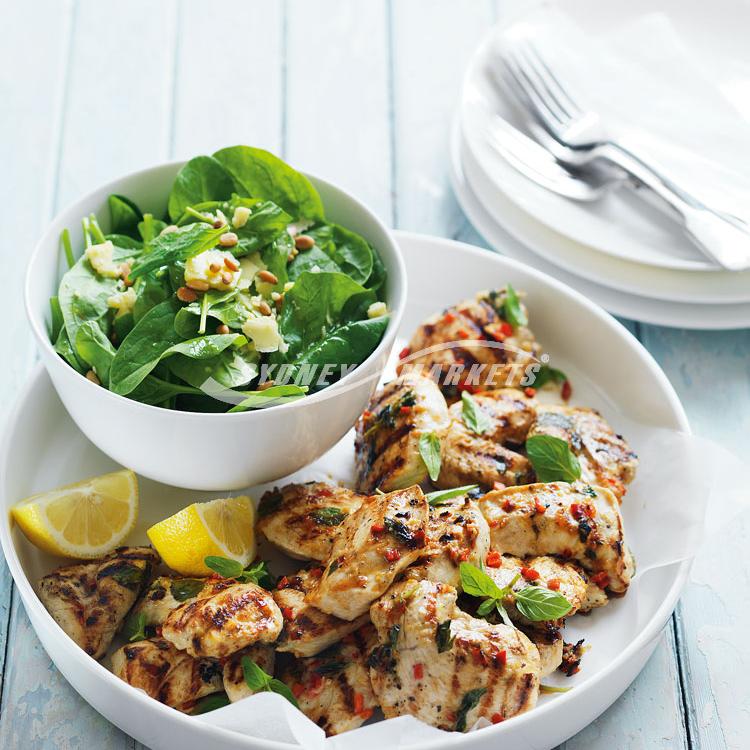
xmin=222 ymin=644 xmax=276 ymax=702
xmin=39 ymin=546 xmax=159 ymax=659
xmin=306 ymin=486 xmax=430 ymax=621
xmin=369 ymin=579 xmax=541 ymax=730
xmin=257 ymin=482 xmax=366 ymax=562
xmin=479 ymin=482 xmax=634 ymax=594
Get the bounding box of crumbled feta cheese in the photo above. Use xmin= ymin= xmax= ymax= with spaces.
xmin=367 ymin=301 xmax=388 ymax=319
xmin=107 ymin=287 xmax=137 ymax=318
xmin=232 ymin=206 xmax=251 ymax=228
xmin=184 ymin=249 xmax=241 ymax=291
xmin=85 ymin=241 xmax=120 ymax=278
xmin=242 ymin=316 xmax=286 ymax=353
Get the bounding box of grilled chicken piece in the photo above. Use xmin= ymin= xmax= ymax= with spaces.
xmin=437 ymin=389 xmax=537 ymax=490
xmin=131 ymin=575 xmax=206 ymax=628
xmin=273 ymin=567 xmax=369 ymax=657
xmin=369 ymin=580 xmax=540 ymax=730
xmin=407 ymin=491 xmax=490 ymax=590
xmin=162 ymin=578 xmax=283 ymax=659
xmin=257 ymin=482 xmax=365 ymax=562
xmin=278 ymin=627 xmax=378 ymax=736
xmin=354 ymin=372 xmax=450 ymax=493
xmin=306 ymin=486 xmax=429 ymax=621
xmin=222 ymin=644 xmax=276 ymax=702
xmin=397 ymin=289 xmax=543 ymax=397
xmin=528 ymin=406 xmax=638 ymax=499
xmin=38 ymin=546 xmax=159 ymax=659
xmin=479 ymin=482 xmax=634 ymax=594
xmin=112 ymin=637 xmax=222 ymax=712
xmin=523 ymin=626 xmax=563 ymax=677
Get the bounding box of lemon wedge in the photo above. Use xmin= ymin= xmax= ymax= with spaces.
xmin=147 ymin=496 xmax=256 ymax=576
xmin=11 ymin=469 xmax=139 ymax=559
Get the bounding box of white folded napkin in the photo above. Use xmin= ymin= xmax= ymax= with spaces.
xmin=496 ymin=4 xmax=750 ymax=219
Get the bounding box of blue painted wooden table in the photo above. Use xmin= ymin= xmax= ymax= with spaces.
xmin=1 ymin=1 xmax=747 ymax=747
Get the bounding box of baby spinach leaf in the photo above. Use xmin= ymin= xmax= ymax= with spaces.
xmin=514 ymin=586 xmax=572 ymax=621
xmin=128 ymin=375 xmax=203 ymax=406
xmin=168 ymin=155 xmax=236 ymax=222
xmin=273 ymin=271 xmax=374 ymax=362
xmin=168 ymin=345 xmax=259 ymax=390
xmin=108 ymin=194 xmax=143 ymax=238
xmin=133 ymin=273 xmax=171 ymax=322
xmin=137 ymin=214 xmax=168 ymax=245
xmin=287 ymin=245 xmax=341 ymax=280
xmin=113 ymin=311 xmax=134 ymax=342
xmin=49 ymin=297 xmax=64 ymax=341
xmin=213 ymin=145 xmax=324 ymax=221
xmin=309 ymin=224 xmax=374 ymax=285
xmin=106 ymin=233 xmax=143 ymax=250
xmin=227 ymin=384 xmax=308 ymax=412
xmin=128 ymin=222 xmax=226 ymax=280
xmin=461 ymin=391 xmax=491 ymax=435
xmin=173 ymin=289 xmax=250 ymax=338
xmin=259 ymin=232 xmax=294 ymax=291
xmin=58 ymin=256 xmax=119 ymax=346
xmin=366 ymin=247 xmax=387 ymax=297
xmin=418 ymin=432 xmax=441 ymax=482
xmin=526 ymin=434 xmax=581 ymax=482
xmin=75 ymin=321 xmax=116 ymax=383
xmin=230 ymin=198 xmax=291 ymax=257
xmin=54 ymin=328 xmax=87 ymax=374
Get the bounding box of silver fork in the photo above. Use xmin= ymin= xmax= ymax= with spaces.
xmin=502 ymin=37 xmax=750 ymax=271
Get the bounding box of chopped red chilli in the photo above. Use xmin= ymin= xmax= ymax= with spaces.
xmin=384 ymin=548 xmax=401 ymax=563
xmin=520 ymin=566 xmax=540 ymax=581
xmin=398 ymin=346 xmax=411 ymax=360
xmin=591 ymin=571 xmax=610 ymax=589
xmin=486 ymin=550 xmax=502 ymax=568
xmin=413 ymin=663 xmax=424 ymax=680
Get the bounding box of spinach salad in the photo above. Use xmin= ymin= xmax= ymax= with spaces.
xmin=49 ymin=147 xmax=389 ymax=413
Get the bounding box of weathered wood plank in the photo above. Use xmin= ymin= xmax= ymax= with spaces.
xmin=171 ymin=0 xmax=283 ymax=158
xmin=640 ymin=325 xmax=750 ymax=749
xmin=284 ymin=0 xmax=392 ymax=222
xmin=1 ymin=1 xmax=178 ymax=746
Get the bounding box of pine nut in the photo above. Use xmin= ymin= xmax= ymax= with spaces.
xmin=224 ymin=257 xmax=239 ymax=271
xmin=186 ymin=279 xmax=210 ymax=292
xmin=85 ymin=370 xmax=101 ymax=385
xmin=177 ymin=286 xmax=199 ymax=302
xmin=258 ymin=300 xmax=272 ymax=316
xmin=212 ymin=218 xmax=226 ymax=229
xmin=209 ymin=262 xmax=221 ymax=273
xmin=216 ymin=324 xmax=230 ymax=334
xmin=120 ymin=263 xmax=133 ymax=286
xmin=221 ymin=271 xmax=233 ymax=285
xmin=257 ymin=270 xmax=278 ymax=284
xmin=219 ymin=232 xmax=238 ymax=247
xmin=294 ymin=234 xmax=315 ymax=250
xmin=258 ymin=380 xmax=275 ymax=391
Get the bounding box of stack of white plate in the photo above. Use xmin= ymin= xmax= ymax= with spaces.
xmin=451 ymin=0 xmax=750 ymax=329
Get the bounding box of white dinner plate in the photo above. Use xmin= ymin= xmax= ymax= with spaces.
xmin=2 ymin=232 xmax=691 ymax=750
xmin=451 ymin=123 xmax=750 ymax=329
xmin=461 ymin=0 xmax=750 ymax=275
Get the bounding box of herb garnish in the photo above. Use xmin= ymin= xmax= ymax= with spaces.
xmin=309 ymin=507 xmax=347 ymax=526
xmin=123 ymin=612 xmax=148 ymax=642
xmin=461 ymin=391 xmax=492 ymax=435
xmin=455 ymin=687 xmax=487 ymax=732
xmin=530 ymin=364 xmax=568 ymax=389
xmin=436 ymin=620 xmax=455 ymax=653
xmin=171 ymin=578 xmax=205 ymax=602
xmin=525 ymin=435 xmax=581 ymax=483
xmin=110 ymin=563 xmax=146 ymax=589
xmin=515 ymin=586 xmax=572 ymax=621
xmin=503 ymin=284 xmax=527 ymax=328
xmin=418 ymin=431 xmax=442 ymax=482
xmin=204 ymin=556 xmax=275 ymax=588
xmin=191 ymin=692 xmax=231 ymax=714
xmin=540 ymin=684 xmax=573 ymax=694
xmin=425 ymin=485 xmax=479 ymax=506
xmin=241 ymin=657 xmax=299 ymax=708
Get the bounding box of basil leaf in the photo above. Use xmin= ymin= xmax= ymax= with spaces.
xmin=191 ymin=692 xmax=230 ymax=714
xmin=314 ymin=660 xmax=347 ymax=676
xmin=171 ymin=578 xmax=205 ymax=602
xmin=455 ymin=687 xmax=487 ymax=732
xmin=526 ymin=435 xmax=581 ymax=483
xmin=418 ymin=432 xmax=441 ymax=482
xmin=531 ymin=365 xmax=568 ymax=389
xmin=204 ymin=556 xmax=245 ymax=579
xmin=269 ymin=678 xmax=300 ymax=708
xmin=123 ymin=612 xmax=147 ymax=642
xmin=110 ymin=563 xmax=146 ymax=589
xmin=241 ymin=656 xmax=299 ymax=708
xmin=309 ymin=507 xmax=347 ymax=526
xmin=503 ymin=283 xmax=527 ymax=328
xmin=436 ymin=620 xmax=455 ymax=653
xmin=461 ymin=392 xmax=491 ymax=435
xmin=476 ymin=598 xmax=496 ymax=617
xmin=514 ymin=586 xmax=573 ymax=621
xmin=240 ymin=560 xmax=275 ymax=589
xmin=458 ymin=562 xmax=505 ymax=600
xmin=426 ymin=485 xmax=479 ymax=506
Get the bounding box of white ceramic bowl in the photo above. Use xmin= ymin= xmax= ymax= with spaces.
xmin=24 ymin=162 xmax=406 ymax=491
xmin=3 ymin=233 xmax=692 ymax=750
